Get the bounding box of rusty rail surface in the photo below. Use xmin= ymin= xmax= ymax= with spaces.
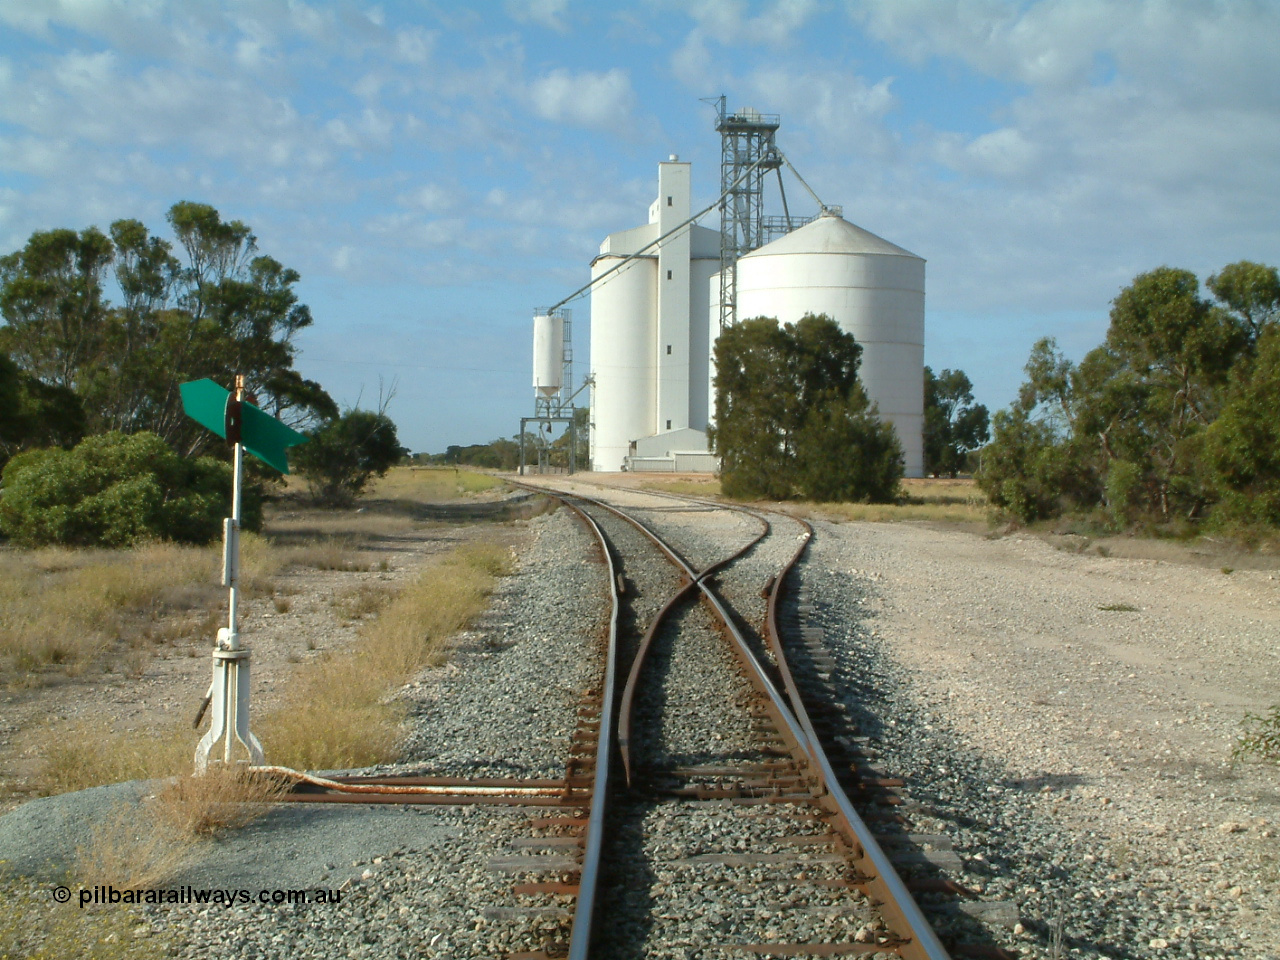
xmin=547 ymin=485 xmax=951 ymax=960
xmin=616 ymin=509 xmax=769 ymax=785
xmin=761 ymin=513 xmax=952 ymax=960
xmin=543 ymin=495 xmax=622 ymax=960
xmin=271 ymin=475 xmax=954 ymax=958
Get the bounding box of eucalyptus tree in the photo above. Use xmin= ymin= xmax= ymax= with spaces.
xmin=710 ymin=313 xmax=902 ymax=502
xmin=0 ymin=202 xmax=336 ymax=455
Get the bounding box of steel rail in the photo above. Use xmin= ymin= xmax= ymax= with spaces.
xmin=566 ymin=492 xmax=815 ymax=771
xmin=548 ymin=494 xmax=622 ymax=960
xmin=616 ymin=511 xmax=769 ymax=785
xmin=762 ymin=514 xmax=952 ymax=960
xmin=552 ymin=485 xmax=951 ymax=960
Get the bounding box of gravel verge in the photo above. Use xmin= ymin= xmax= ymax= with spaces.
xmin=803 ymin=519 xmax=1280 ymax=959
xmin=1 ymin=506 xmax=608 ymax=959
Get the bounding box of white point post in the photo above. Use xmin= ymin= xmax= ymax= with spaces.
xmin=195 ymin=375 xmax=264 ymax=773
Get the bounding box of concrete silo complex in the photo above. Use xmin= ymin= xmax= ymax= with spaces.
xmin=726 ymin=212 xmax=926 ymax=477
xmin=586 ymin=111 xmax=925 ymax=477
xmin=589 ymin=157 xmax=722 ymax=473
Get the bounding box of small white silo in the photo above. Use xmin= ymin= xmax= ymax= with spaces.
xmin=729 ymin=211 xmax=926 ymax=478
xmin=532 ymin=313 xmax=564 ymax=397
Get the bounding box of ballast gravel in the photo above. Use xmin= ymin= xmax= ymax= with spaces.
xmin=801 ymin=519 xmax=1280 ymax=959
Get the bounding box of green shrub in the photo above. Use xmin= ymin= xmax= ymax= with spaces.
xmin=0 ymin=431 xmax=258 ymax=547
xmin=1103 ymin=459 xmax=1144 ymax=528
xmin=976 ymin=409 xmax=1075 ymax=522
xmin=794 ymin=396 xmax=903 ymax=502
xmin=711 ymin=314 xmax=901 ymax=503
xmin=1234 ymin=705 xmax=1280 ymax=766
xmin=294 ymin=409 xmax=407 ymax=507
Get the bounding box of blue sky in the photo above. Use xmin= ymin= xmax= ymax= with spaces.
xmin=2 ymin=0 xmax=1278 ymax=455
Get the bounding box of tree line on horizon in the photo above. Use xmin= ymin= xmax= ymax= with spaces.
xmin=977 ymin=260 xmax=1280 ymax=535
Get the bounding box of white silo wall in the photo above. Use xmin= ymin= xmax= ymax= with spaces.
xmin=733 ymin=214 xmax=926 ymax=478
xmin=688 ymin=257 xmax=719 ymax=432
xmin=532 ymin=314 xmax=563 ymax=396
xmin=589 ymin=256 xmax=657 ymax=471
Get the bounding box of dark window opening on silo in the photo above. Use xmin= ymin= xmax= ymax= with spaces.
xmin=666 ymin=420 xmax=672 ymax=430
xmin=667 ymin=270 xmax=672 ymax=280
xmin=667 ymin=196 xmax=672 ymax=206
xmin=666 ymin=344 xmax=672 ymax=354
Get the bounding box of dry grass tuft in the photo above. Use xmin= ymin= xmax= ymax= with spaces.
xmin=452 ymin=541 xmax=516 ymax=578
xmin=74 ymin=802 xmax=189 ymax=890
xmin=34 ymin=721 xmax=193 ymax=798
xmin=278 ymin=535 xmax=369 ymax=572
xmin=0 ymin=543 xmax=221 ymax=680
xmin=257 ymin=537 xmax=512 ymax=771
xmin=154 ymin=767 xmax=287 ymax=838
xmin=368 ymin=466 xmax=505 ymax=502
xmin=331 ymin=582 xmax=396 ymax=621
xmin=637 ymin=476 xmax=990 ymax=524
xmin=794 ymin=478 xmax=990 ymax=524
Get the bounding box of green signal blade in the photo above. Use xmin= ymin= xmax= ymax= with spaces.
xmin=180 ymin=378 xmax=309 ymax=474
xmin=180 ymin=378 xmax=230 ymax=439
xmin=241 ymin=401 xmax=308 ymax=474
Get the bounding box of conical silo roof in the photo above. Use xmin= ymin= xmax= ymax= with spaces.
xmin=743 ymin=211 xmax=922 ymax=260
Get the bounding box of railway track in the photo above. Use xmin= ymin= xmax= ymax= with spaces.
xmin=276 ymin=482 xmax=1013 ymax=958
xmin=506 ymin=486 xmax=954 ymax=959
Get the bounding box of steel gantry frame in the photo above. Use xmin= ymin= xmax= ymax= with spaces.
xmin=710 ymin=95 xmax=781 ymax=331
xmin=521 ymin=308 xmax=585 ymax=476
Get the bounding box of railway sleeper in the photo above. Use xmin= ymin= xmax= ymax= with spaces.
xmin=510 ymin=837 xmax=584 ymax=850
xmin=510 ymin=879 xmax=580 ymax=896
xmin=723 ymin=942 xmax=910 ymax=957
xmin=528 ymin=815 xmax=589 ymax=829
xmin=489 ymin=856 xmax=581 ymax=873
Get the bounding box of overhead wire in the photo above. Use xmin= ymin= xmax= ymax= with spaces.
xmin=544 ymin=148 xmax=785 ymax=315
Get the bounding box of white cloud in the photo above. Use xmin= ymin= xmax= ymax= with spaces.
xmin=932 ymin=126 xmax=1041 ymax=180
xmin=0 ymin=0 xmax=168 ymax=42
xmin=528 ymin=67 xmax=636 ymax=130
xmin=392 ymin=26 xmax=436 ymax=63
xmin=325 ymin=108 xmax=397 ymax=152
xmin=670 ymin=30 xmax=720 ymax=91
xmin=822 ymin=0 xmax=1280 ymax=313
xmin=367 ymin=213 xmax=468 ymax=249
xmin=851 ymin=0 xmax=1113 ymax=88
xmin=852 ymin=0 xmax=1280 ymax=103
xmin=505 ymin=0 xmax=570 ymax=33
xmin=671 ymin=0 xmax=821 ymax=88
xmin=407 ymin=184 xmax=457 ymax=215
xmin=682 ymin=0 xmax=820 ymax=46
xmin=332 ymin=244 xmax=357 ymax=273
xmin=745 ymin=67 xmax=898 ymax=158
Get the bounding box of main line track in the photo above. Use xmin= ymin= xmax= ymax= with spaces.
xmin=276 ymin=483 xmax=997 ymax=957
xmin=532 ymin=486 xmax=952 ymax=960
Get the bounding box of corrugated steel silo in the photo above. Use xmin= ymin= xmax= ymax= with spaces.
xmin=732 ymin=211 xmax=926 ymax=477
